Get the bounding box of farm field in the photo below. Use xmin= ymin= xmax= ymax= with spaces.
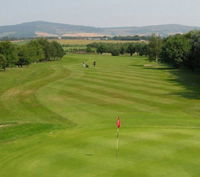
xmin=55 ymin=39 xmax=138 ymax=45
xmin=0 ymin=54 xmax=200 ymax=177
xmin=12 ymin=39 xmax=139 ymax=46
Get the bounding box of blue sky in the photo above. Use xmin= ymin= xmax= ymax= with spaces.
xmin=0 ymin=0 xmax=199 ymax=27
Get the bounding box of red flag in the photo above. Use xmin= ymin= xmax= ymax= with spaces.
xmin=116 ymin=117 xmax=121 ymax=128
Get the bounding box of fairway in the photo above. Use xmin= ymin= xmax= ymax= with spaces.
xmin=1 ymin=54 xmax=200 ymax=177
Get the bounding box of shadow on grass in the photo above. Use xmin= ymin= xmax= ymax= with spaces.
xmin=129 ymin=64 xmax=145 ymax=67
xmin=144 ymin=67 xmax=175 ymax=70
xmin=131 ymin=63 xmax=175 ymax=70
xmin=168 ymin=69 xmax=200 ymax=99
xmin=144 ymin=65 xmax=200 ymax=99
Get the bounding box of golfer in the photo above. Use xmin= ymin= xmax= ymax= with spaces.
xmin=93 ymin=61 xmax=96 ymax=67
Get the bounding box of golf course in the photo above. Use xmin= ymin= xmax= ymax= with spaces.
xmin=1 ymin=54 xmax=200 ymax=177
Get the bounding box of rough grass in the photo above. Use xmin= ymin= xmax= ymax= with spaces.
xmin=0 ymin=54 xmax=200 ymax=177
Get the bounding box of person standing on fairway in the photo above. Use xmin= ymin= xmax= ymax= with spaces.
xmin=93 ymin=61 xmax=96 ymax=67
xmin=82 ymin=62 xmax=86 ymax=68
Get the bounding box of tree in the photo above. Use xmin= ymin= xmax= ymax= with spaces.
xmin=37 ymin=38 xmax=51 ymax=61
xmin=0 ymin=54 xmax=6 ymax=71
xmin=160 ymin=35 xmax=191 ymax=68
xmin=16 ymin=45 xmax=30 ymax=67
xmin=185 ymin=30 xmax=200 ymax=71
xmin=110 ymin=47 xmax=120 ymax=56
xmin=86 ymin=46 xmax=93 ymax=53
xmin=96 ymin=44 xmax=107 ymax=54
xmin=137 ymin=43 xmax=148 ymax=56
xmin=127 ymin=44 xmax=136 ymax=56
xmin=26 ymin=40 xmax=44 ymax=63
xmin=49 ymin=41 xmax=65 ymax=60
xmin=148 ymin=34 xmax=163 ymax=62
xmin=120 ymin=46 xmax=126 ymax=55
xmin=0 ymin=41 xmax=18 ymax=67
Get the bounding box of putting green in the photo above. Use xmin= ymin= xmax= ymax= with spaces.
xmin=0 ymin=54 xmax=200 ymax=177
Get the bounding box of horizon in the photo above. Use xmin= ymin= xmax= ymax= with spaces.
xmin=1 ymin=20 xmax=200 ymax=28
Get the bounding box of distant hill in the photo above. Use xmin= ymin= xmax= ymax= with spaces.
xmin=0 ymin=21 xmax=104 ymax=38
xmin=104 ymin=24 xmax=200 ymax=36
xmin=0 ymin=21 xmax=199 ymax=38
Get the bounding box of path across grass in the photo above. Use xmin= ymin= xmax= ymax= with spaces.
xmin=0 ymin=54 xmax=200 ymax=177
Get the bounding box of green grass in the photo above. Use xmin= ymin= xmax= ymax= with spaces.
xmin=0 ymin=54 xmax=200 ymax=177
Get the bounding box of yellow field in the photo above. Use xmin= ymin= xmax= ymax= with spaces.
xmin=54 ymin=39 xmax=139 ymax=45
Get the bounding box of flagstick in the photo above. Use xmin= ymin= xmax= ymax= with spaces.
xmin=116 ymin=127 xmax=119 ymax=158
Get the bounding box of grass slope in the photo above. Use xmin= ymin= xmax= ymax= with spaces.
xmin=0 ymin=54 xmax=200 ymax=177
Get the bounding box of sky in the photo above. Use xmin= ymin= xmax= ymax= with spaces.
xmin=0 ymin=0 xmax=200 ymax=27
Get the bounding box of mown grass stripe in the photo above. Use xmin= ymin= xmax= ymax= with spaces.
xmin=85 ymin=72 xmax=182 ymax=92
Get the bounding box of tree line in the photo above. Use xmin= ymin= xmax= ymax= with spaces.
xmin=111 ymin=35 xmax=151 ymax=41
xmin=0 ymin=35 xmax=150 ymax=41
xmin=87 ymin=42 xmax=149 ymax=56
xmin=88 ymin=30 xmax=200 ymax=71
xmin=0 ymin=39 xmax=64 ymax=71
xmin=148 ymin=31 xmax=200 ymax=71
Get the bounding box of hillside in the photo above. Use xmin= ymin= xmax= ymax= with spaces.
xmin=0 ymin=21 xmax=104 ymax=38
xmin=0 ymin=21 xmax=199 ymax=38
xmin=104 ymin=24 xmax=200 ymax=36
